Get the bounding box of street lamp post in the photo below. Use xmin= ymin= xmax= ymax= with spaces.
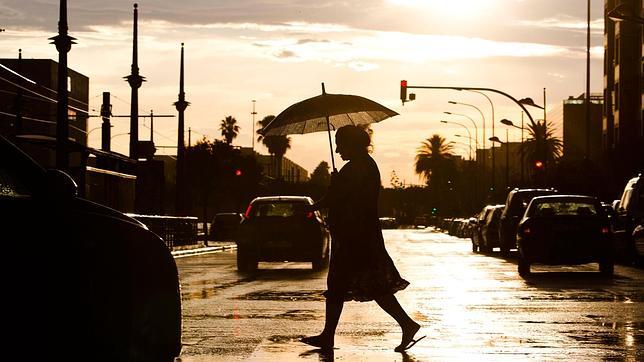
xmin=454 ymin=134 xmax=474 ymax=160
xmin=501 ymin=117 xmax=525 ymax=184
xmin=489 ymin=133 xmax=509 ymax=190
xmin=444 ymin=111 xmax=478 ymax=153
xmin=441 ymin=120 xmax=473 ymax=158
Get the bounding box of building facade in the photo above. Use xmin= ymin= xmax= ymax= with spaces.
xmin=563 ymin=93 xmax=604 ymax=162
xmin=603 ymin=0 xmax=644 ymax=184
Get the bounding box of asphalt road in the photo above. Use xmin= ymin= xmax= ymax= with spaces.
xmin=175 ymin=228 xmax=644 ymax=361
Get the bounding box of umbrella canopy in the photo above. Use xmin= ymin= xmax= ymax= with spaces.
xmin=261 ymin=93 xmax=398 ymax=136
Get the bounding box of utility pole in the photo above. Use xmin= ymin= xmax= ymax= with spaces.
xmin=50 ymin=0 xmax=75 ymax=170
xmin=125 ymin=3 xmax=145 ymax=160
xmin=149 ymin=110 xmax=154 ymax=141
xmin=585 ymin=0 xmax=591 ymax=161
xmin=188 ymin=127 xmax=191 ymax=147
xmin=251 ymin=100 xmax=257 ymax=150
xmin=13 ymin=49 xmax=23 ymax=136
xmin=174 ymin=42 xmax=190 ymax=215
xmin=100 ymin=92 xmax=112 ymax=151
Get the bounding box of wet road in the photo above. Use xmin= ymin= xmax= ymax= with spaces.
xmin=175 ymin=228 xmax=644 ymax=361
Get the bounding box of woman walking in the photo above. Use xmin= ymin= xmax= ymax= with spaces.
xmin=301 ymin=125 xmax=423 ymax=352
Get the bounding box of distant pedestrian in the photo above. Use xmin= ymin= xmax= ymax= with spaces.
xmin=301 ymin=125 xmax=424 ymax=352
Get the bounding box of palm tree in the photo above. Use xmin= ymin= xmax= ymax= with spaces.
xmin=256 ymin=115 xmax=291 ymax=179
xmin=220 ymin=115 xmax=240 ymax=145
xmin=414 ymin=134 xmax=455 ymax=187
xmin=521 ymin=119 xmax=562 ymax=171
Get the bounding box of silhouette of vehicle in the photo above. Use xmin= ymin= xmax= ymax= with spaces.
xmin=498 ymin=188 xmax=558 ymax=254
xmin=236 ymin=196 xmax=330 ymax=271
xmin=1 ymin=135 xmax=182 ymax=360
xmin=480 ymin=205 xmax=505 ymax=253
xmin=516 ymin=195 xmax=613 ymax=276
xmin=379 ymin=217 xmax=399 ymax=229
xmin=413 ymin=215 xmax=428 ymax=228
xmin=471 ymin=205 xmax=493 ymax=253
xmin=612 ymin=174 xmax=643 ymax=262
xmin=633 ymin=224 xmax=644 ymax=265
xmin=209 ymin=212 xmax=243 ymax=241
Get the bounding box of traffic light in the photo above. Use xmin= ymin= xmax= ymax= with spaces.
xmin=534 ymin=160 xmax=544 ymax=170
xmin=235 ymin=169 xmax=242 ymax=176
xmin=400 ymin=80 xmax=407 ymax=105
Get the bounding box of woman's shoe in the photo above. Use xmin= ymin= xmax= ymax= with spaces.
xmin=395 ymin=322 xmax=424 ymax=352
xmin=300 ymin=334 xmax=334 ymax=351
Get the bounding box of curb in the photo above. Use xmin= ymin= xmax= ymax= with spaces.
xmin=171 ymin=244 xmax=237 ymax=258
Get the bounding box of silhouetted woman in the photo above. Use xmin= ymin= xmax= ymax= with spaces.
xmin=301 ymin=125 xmax=423 ymax=352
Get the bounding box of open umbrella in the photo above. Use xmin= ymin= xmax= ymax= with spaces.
xmin=260 ymin=83 xmax=398 ymax=171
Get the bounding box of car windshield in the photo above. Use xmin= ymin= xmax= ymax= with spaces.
xmin=252 ymin=202 xmax=305 ymax=217
xmin=530 ymin=200 xmax=598 ymax=217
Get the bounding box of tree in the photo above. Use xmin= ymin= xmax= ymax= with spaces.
xmin=414 ymin=134 xmax=455 ymax=186
xmin=220 ymin=115 xmax=240 ymax=145
xmin=256 ymin=115 xmax=291 ymax=179
xmin=310 ymin=161 xmax=331 ymax=187
xmin=521 ymin=120 xmax=562 ymax=177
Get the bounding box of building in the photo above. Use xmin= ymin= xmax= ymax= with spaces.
xmin=0 ymin=58 xmax=138 ymax=212
xmin=240 ymin=148 xmax=309 ymax=182
xmin=563 ymin=93 xmax=604 ymax=162
xmin=603 ymin=0 xmax=644 ymax=184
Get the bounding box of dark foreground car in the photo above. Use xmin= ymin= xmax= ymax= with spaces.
xmin=1 ymin=136 xmax=181 ymax=361
xmin=209 ymin=212 xmax=243 ymax=241
xmin=499 ymin=188 xmax=558 ymax=254
xmin=516 ymin=195 xmax=614 ymax=276
xmin=236 ymin=196 xmax=330 ymax=271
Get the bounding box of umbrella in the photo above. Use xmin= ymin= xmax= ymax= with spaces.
xmin=260 ymin=83 xmax=398 ymax=171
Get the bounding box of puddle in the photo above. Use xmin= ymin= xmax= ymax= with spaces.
xmin=181 ymin=276 xmax=257 ymax=300
xmin=235 ymin=290 xmax=326 ymax=301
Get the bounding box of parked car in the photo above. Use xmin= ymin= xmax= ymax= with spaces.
xmin=1 ymin=135 xmax=182 ymax=360
xmin=498 ymin=188 xmax=558 ymax=254
xmin=481 ymin=205 xmax=505 ymax=253
xmin=379 ymin=217 xmax=399 ymax=229
xmin=516 ymin=195 xmax=613 ymax=276
xmin=471 ymin=205 xmax=494 ymax=253
xmin=612 ymin=174 xmax=643 ymax=262
xmin=236 ymin=196 xmax=330 ymax=271
xmin=209 ymin=212 xmax=243 ymax=241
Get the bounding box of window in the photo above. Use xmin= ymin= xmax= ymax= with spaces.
xmin=253 ymin=202 xmax=305 ymax=217
xmin=532 ymin=201 xmax=598 ymax=216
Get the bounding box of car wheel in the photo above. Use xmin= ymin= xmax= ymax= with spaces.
xmin=599 ymin=260 xmax=614 ymax=276
xmin=472 ymin=242 xmax=478 ymax=253
xmin=237 ymin=246 xmax=258 ymax=272
xmin=518 ymin=256 xmax=531 ymax=276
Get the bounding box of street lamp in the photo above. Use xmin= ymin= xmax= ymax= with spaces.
xmin=489 ymin=130 xmax=510 ymax=190
xmin=501 ymin=117 xmax=525 ymax=184
xmin=444 ymin=111 xmax=478 ymax=153
xmin=454 ymin=134 xmax=473 ymax=160
xmin=441 ymin=119 xmax=473 ymax=154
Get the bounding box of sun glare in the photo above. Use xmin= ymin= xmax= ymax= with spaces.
xmin=388 ymin=0 xmax=497 ymax=18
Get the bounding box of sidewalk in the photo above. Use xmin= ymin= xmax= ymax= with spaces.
xmin=171 ymin=240 xmax=237 ymax=258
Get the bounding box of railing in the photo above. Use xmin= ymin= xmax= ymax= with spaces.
xmin=126 ymin=214 xmax=199 ymax=250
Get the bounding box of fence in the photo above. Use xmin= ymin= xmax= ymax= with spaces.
xmin=126 ymin=214 xmax=199 ymax=250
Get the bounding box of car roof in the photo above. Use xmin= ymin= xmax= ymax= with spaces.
xmin=251 ymin=196 xmax=313 ymax=203
xmin=510 ymin=188 xmax=557 ymax=194
xmin=529 ymin=195 xmax=598 ymax=203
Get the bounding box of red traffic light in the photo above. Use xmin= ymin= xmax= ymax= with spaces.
xmin=400 ymin=80 xmax=407 ymax=104
xmin=235 ymin=169 xmax=242 ymax=176
xmin=534 ymin=160 xmax=544 ymax=169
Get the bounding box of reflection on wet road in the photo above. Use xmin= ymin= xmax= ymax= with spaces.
xmin=176 ymin=228 xmax=644 ymax=361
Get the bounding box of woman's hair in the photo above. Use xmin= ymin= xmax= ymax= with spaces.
xmin=335 ymin=125 xmax=371 ymax=152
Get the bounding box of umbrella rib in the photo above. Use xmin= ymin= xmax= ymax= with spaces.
xmin=347 ymin=113 xmax=355 ymax=126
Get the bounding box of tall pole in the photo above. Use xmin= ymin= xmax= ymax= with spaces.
xmin=505 ymin=128 xmax=510 ymax=189
xmin=50 ymin=0 xmax=76 ymax=170
xmin=521 ymin=112 xmax=525 ymax=185
xmin=251 ymin=100 xmax=257 ymax=150
xmin=150 ymin=110 xmax=154 ymax=141
xmin=125 ymin=3 xmax=145 ymax=160
xmin=13 ymin=49 xmax=24 ymax=136
xmin=100 ymin=92 xmax=111 ymax=151
xmin=174 ymin=42 xmax=190 ymax=215
xmin=188 ymin=127 xmax=191 ymax=147
xmin=470 ymin=90 xmax=495 ymax=195
xmin=585 ymin=0 xmax=591 ymax=160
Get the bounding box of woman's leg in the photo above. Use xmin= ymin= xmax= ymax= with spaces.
xmin=301 ymin=297 xmax=344 ymax=349
xmin=375 ymin=294 xmax=421 ymax=350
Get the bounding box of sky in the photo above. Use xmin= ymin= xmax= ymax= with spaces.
xmin=1 ymin=0 xmax=606 ymax=186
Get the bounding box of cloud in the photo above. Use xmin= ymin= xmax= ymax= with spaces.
xmin=275 ymin=50 xmax=297 ymax=59
xmin=517 ymin=16 xmax=604 ymax=34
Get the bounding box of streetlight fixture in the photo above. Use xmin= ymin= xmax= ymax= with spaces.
xmin=444 ymin=111 xmax=478 ymax=152
xmin=489 ymin=131 xmax=510 ymax=189
xmin=454 ymin=134 xmax=473 ymax=160
xmin=501 ymin=117 xmax=525 ymax=184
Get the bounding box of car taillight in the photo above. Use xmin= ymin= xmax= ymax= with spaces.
xmin=244 ymin=204 xmax=253 ymax=219
xmin=306 ymin=211 xmax=314 ymax=219
xmin=601 ymin=226 xmax=610 ymax=234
